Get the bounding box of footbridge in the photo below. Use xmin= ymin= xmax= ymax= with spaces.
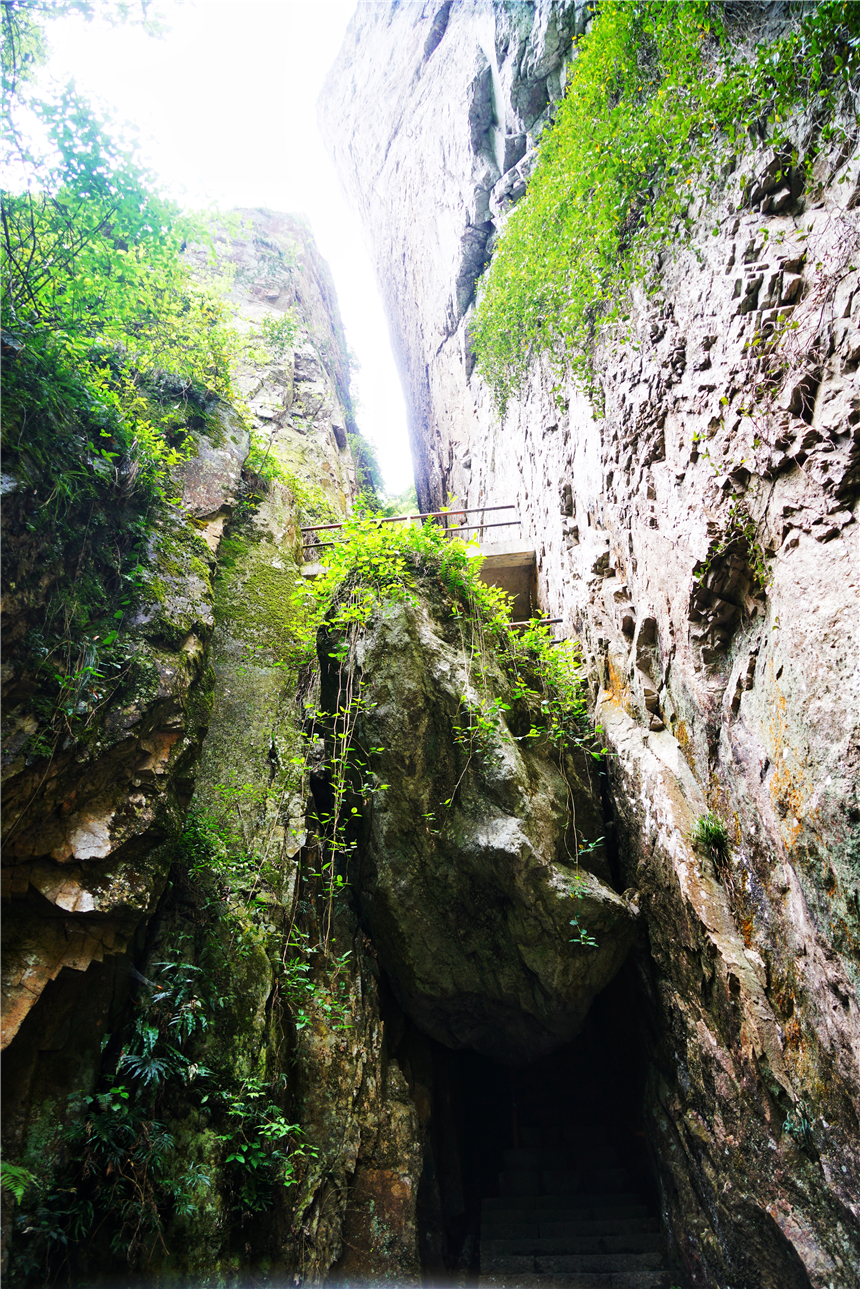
xmin=301 ymin=504 xmax=542 ymax=622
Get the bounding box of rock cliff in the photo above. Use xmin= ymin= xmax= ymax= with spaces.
xmin=321 ymin=4 xmax=860 ymax=1286
xmin=0 ymin=210 xmax=370 ymax=1281
xmin=338 ymin=591 xmax=634 ymax=1064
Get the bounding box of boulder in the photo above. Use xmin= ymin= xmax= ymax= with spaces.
xmin=336 ymin=591 xmax=637 ymax=1064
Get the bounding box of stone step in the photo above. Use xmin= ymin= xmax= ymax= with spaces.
xmin=546 ymin=1168 xmax=629 ymax=1192
xmin=567 ymin=1154 xmax=621 ymax=1175
xmin=485 ymin=1205 xmax=651 ymax=1227
xmin=480 ymin=1251 xmax=664 ymax=1275
xmin=541 ymin=1219 xmax=660 ymax=1240
xmin=504 ymin=1144 xmax=622 ymax=1166
xmin=478 ymin=1273 xmax=670 ymax=1288
xmin=567 ymin=1150 xmax=621 ymax=1169
xmin=481 ymin=1234 xmax=663 ymax=1258
xmin=539 ymin=1253 xmax=664 ymax=1275
xmin=484 ymin=1192 xmax=645 ymax=1214
xmin=561 ymin=1127 xmax=618 ymax=1145
xmin=504 ymin=1148 xmax=572 ymax=1169
xmin=481 ymin=1218 xmax=660 ymax=1242
xmin=499 ymin=1168 xmax=628 ymax=1197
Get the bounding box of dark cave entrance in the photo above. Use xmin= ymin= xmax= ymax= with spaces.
xmin=388 ymin=961 xmax=662 ymax=1284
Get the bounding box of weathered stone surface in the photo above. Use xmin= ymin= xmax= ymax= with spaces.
xmin=322 ymin=4 xmax=860 ymax=1285
xmin=320 ymin=0 xmax=588 ymax=507
xmin=1 ymin=213 xmax=378 ymax=1287
xmin=186 ymin=209 xmax=358 ymax=522
xmin=173 ymin=402 xmax=250 ymax=520
xmin=1 ymin=493 xmax=220 ymax=1051
xmin=328 ymin=592 xmax=636 ymax=1065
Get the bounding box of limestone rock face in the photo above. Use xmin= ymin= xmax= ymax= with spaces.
xmin=322 ymin=5 xmax=860 ymax=1285
xmin=0 ymin=455 xmax=230 ymax=1054
xmin=320 ymin=0 xmax=588 ymax=508
xmin=326 ymin=592 xmax=636 ymax=1065
xmin=186 ymin=209 xmax=358 ymax=518
xmin=1 ymin=213 xmax=374 ymax=1285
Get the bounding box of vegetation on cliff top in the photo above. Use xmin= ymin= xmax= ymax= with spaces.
xmin=0 ymin=1 xmax=361 ymax=760
xmin=292 ymin=513 xmax=599 ymax=942
xmin=0 ymin=0 xmax=246 ymax=759
xmin=473 ymin=0 xmax=860 ymax=408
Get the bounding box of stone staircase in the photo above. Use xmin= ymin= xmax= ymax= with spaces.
xmin=478 ymin=1130 xmax=672 ymax=1289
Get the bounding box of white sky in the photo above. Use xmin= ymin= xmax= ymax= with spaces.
xmin=38 ymin=0 xmax=414 ymax=494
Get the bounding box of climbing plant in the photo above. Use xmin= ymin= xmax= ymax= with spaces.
xmin=472 ymin=0 xmax=860 ymax=409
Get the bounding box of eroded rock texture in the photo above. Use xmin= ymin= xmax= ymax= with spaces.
xmin=325 ymin=591 xmax=634 ymax=1065
xmin=322 ymin=4 xmax=860 ymax=1286
xmin=321 ymin=0 xmax=589 ymax=509
xmin=0 ymin=212 xmax=366 ymax=1280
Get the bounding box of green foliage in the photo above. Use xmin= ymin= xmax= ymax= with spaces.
xmin=258 ymin=309 xmax=300 ymax=360
xmin=473 ymin=0 xmax=860 ymax=408
xmin=347 ymin=428 xmax=386 ymax=501
xmin=1 ymin=1162 xmax=37 ymax=1204
xmin=0 ymin=0 xmax=246 ymax=765
xmin=12 ymin=1079 xmax=188 ymax=1271
xmin=216 ymin=1076 xmax=315 ymax=1211
xmin=694 ymin=499 xmax=770 ymax=592
xmin=692 ymin=810 xmax=731 ymax=864
xmin=305 ymin=512 xmax=595 ymax=773
xmin=378 ymin=481 xmax=418 ymax=517
xmin=783 ymin=1098 xmax=815 ymax=1152
xmin=569 ymin=873 xmax=599 ymax=949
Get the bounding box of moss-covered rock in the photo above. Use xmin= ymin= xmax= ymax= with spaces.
xmin=334 ymin=593 xmax=637 ymax=1064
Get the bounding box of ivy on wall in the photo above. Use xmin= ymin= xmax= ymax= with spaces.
xmin=472 ymin=0 xmax=860 ymax=409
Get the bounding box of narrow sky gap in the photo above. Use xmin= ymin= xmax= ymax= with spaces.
xmin=38 ymin=0 xmax=414 ymax=494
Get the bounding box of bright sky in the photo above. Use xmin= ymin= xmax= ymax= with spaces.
xmin=39 ymin=0 xmax=414 ymax=494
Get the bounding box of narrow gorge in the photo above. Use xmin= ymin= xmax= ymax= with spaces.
xmin=2 ymin=3 xmax=859 ymax=1289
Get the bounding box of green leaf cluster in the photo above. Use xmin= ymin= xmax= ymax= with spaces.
xmin=217 ymin=1076 xmax=315 ymax=1212
xmin=472 ymin=0 xmax=860 ymax=409
xmin=2 ymin=1 xmax=243 ymax=502
xmin=691 ymin=809 xmax=732 ymax=864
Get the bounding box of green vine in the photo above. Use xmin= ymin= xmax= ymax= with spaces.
xmin=473 ymin=0 xmax=860 ymax=410
xmin=694 ymin=499 xmax=771 ymax=592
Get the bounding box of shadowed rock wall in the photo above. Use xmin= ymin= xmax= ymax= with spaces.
xmin=321 ymin=4 xmax=860 ymax=1286
xmin=0 ymin=211 xmax=364 ymax=1279
xmin=325 ymin=589 xmax=635 ymax=1065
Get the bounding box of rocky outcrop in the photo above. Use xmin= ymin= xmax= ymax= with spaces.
xmin=186 ymin=208 xmax=359 ymax=517
xmin=322 ymin=5 xmax=860 ymax=1286
xmin=320 ymin=0 xmax=589 ymax=509
xmin=0 ymin=439 xmax=236 ymax=1051
xmin=330 ymin=590 xmax=635 ymax=1064
xmin=0 ymin=212 xmax=366 ymax=1281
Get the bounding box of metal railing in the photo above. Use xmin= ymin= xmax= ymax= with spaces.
xmin=301 ymin=504 xmax=520 ymax=559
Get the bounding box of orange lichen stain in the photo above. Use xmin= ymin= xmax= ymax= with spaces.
xmin=764 ymin=660 xmax=822 ymax=853
xmin=672 ymin=718 xmax=698 ymax=775
xmin=740 ymin=914 xmax=755 ymax=949
xmin=606 ymin=656 xmax=632 ymax=713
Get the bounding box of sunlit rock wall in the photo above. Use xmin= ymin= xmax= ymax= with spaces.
xmin=321 ymin=4 xmax=860 ymax=1286
xmin=323 ymin=588 xmax=633 ymax=1066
